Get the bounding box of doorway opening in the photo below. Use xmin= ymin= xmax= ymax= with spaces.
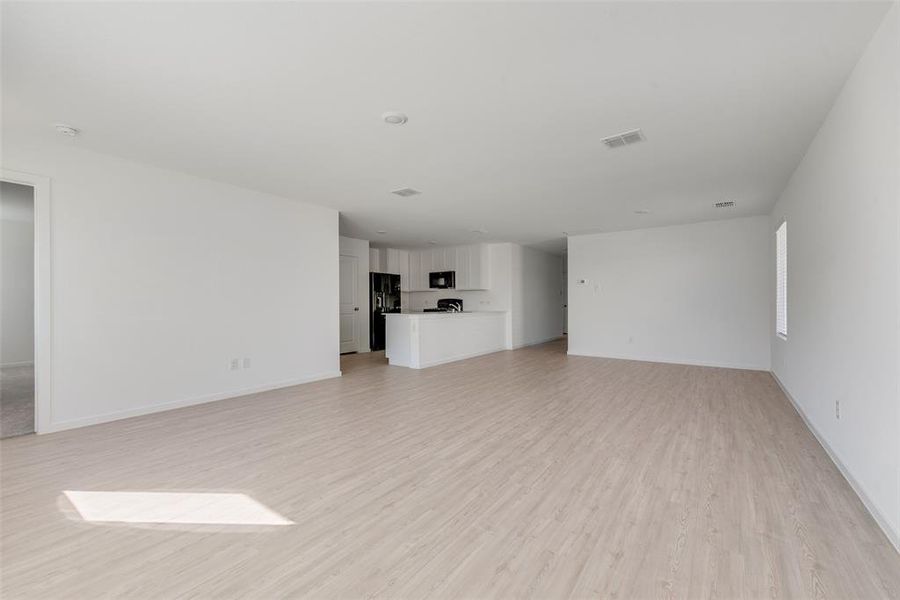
xmin=339 ymin=253 xmax=361 ymax=354
xmin=1 ymin=181 xmax=35 ymax=438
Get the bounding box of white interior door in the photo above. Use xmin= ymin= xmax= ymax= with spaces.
xmin=562 ymin=260 xmax=568 ymax=335
xmin=339 ymin=254 xmax=360 ymax=353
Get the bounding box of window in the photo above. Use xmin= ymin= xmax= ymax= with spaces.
xmin=776 ymin=221 xmax=787 ymax=338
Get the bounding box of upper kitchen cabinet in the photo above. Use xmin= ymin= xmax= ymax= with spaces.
xmin=408 ymin=251 xmax=422 ymax=291
xmin=444 ymin=247 xmax=458 ymax=272
xmin=370 ymin=247 xmax=407 ymax=278
xmin=420 ymin=248 xmax=435 ymax=284
xmin=385 ymin=248 xmax=401 ymax=275
xmin=454 ymin=245 xmax=471 ymax=289
xmin=426 ymin=247 xmax=456 ymax=273
xmin=428 ymin=247 xmax=441 ymax=272
xmin=434 ymin=247 xmax=456 ymax=272
xmin=370 ymin=247 xmax=411 ymax=291
xmin=405 ymin=244 xmax=491 ymax=291
xmin=465 ymin=243 xmax=491 ymax=290
xmin=397 ymin=249 xmax=410 ymax=292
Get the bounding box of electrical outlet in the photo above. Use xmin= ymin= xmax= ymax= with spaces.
xmin=242 ymin=357 xmax=251 ymax=369
xmin=835 ymin=400 xmax=840 ymax=420
xmin=230 ymin=358 xmax=240 ymax=371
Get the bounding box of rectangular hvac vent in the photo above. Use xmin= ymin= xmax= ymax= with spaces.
xmin=391 ymin=187 xmax=421 ymax=197
xmin=602 ymin=128 xmax=645 ymax=149
xmin=715 ymin=201 xmax=736 ymax=208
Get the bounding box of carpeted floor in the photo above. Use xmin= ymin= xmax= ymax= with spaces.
xmin=0 ymin=365 xmax=34 ymax=438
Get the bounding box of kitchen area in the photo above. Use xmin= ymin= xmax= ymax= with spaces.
xmin=368 ymin=243 xmax=513 ymax=369
xmin=340 ymin=236 xmax=563 ymax=370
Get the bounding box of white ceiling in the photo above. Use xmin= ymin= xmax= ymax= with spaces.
xmin=2 ymin=2 xmax=890 ymax=253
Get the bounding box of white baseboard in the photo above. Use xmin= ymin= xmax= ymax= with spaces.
xmin=397 ymin=336 xmax=561 ymax=369
xmin=40 ymin=370 xmax=342 ymax=434
xmin=414 ymin=346 xmax=507 ymax=369
xmin=1 ymin=361 xmax=34 ymax=368
xmin=511 ymin=335 xmax=564 ymax=350
xmin=771 ymin=372 xmax=900 ymax=554
xmin=566 ymin=349 xmax=769 ymax=372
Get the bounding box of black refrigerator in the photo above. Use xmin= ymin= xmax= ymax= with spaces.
xmin=370 ymin=273 xmax=401 ymax=351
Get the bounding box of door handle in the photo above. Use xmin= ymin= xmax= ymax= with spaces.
xmin=354 ymin=307 xmax=359 ymax=311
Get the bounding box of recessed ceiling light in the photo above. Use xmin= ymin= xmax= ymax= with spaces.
xmin=381 ymin=112 xmax=408 ymax=125
xmin=376 ymin=230 xmax=387 ymax=234
xmin=428 ymin=240 xmax=437 ymax=245
xmin=634 ymin=209 xmax=651 ymax=215
xmin=54 ymin=124 xmax=79 ymax=136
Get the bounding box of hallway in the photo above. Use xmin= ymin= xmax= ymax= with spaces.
xmin=0 ymin=364 xmax=34 ymax=438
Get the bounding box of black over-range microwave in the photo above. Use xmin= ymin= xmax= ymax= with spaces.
xmin=429 ymin=271 xmax=456 ymax=289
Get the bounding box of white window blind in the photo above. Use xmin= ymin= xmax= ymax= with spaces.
xmin=776 ymin=221 xmax=787 ymax=338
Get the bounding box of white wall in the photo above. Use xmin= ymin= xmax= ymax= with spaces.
xmin=0 ymin=182 xmax=34 ymax=366
xmin=568 ymin=216 xmax=771 ymax=370
xmin=339 ymin=235 xmax=370 ymax=353
xmin=769 ymin=4 xmax=899 ymax=549
xmin=2 ymin=137 xmax=340 ymax=432
xmin=510 ymin=245 xmax=564 ymax=348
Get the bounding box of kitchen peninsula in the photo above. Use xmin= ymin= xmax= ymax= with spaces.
xmin=385 ymin=311 xmax=510 ymax=369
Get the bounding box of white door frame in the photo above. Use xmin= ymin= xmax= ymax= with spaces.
xmin=1 ymin=169 xmax=52 ymax=434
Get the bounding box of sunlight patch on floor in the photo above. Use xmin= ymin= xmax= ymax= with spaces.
xmin=63 ymin=491 xmax=294 ymax=525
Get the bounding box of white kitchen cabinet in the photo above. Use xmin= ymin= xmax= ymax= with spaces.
xmin=430 ymin=247 xmax=443 ymax=272
xmin=431 ymin=249 xmax=441 ymax=272
xmin=398 ymin=249 xmax=410 ymax=292
xmin=424 ymin=247 xmax=456 ymax=274
xmin=408 ymin=251 xmax=422 ymax=291
xmin=406 ymin=244 xmax=491 ymax=291
xmin=443 ymin=247 xmax=457 ymax=272
xmin=454 ymin=243 xmax=489 ymax=290
xmin=402 ymin=244 xmax=492 ymax=291
xmin=370 ymin=247 xmax=403 ymax=275
xmin=468 ymin=245 xmax=481 ymax=289
xmin=420 ymin=249 xmax=435 ymax=285
xmin=455 ymin=246 xmax=470 ymax=289
xmin=468 ymin=243 xmax=491 ymax=290
xmin=385 ymin=248 xmax=401 ymax=275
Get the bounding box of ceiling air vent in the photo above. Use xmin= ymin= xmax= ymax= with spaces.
xmin=392 ymin=187 xmax=421 ymax=197
xmin=602 ymin=128 xmax=645 ymax=149
xmin=715 ymin=201 xmax=736 ymax=209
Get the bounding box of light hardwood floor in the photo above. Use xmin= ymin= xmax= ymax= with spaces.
xmin=2 ymin=340 xmax=898 ymax=599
